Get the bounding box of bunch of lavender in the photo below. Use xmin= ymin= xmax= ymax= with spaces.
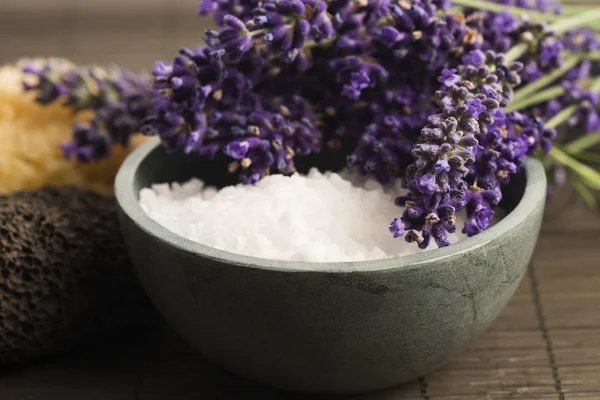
xmin=138 ymin=0 xmax=463 ymax=183
xmin=192 ymin=0 xmax=600 ymax=244
xmin=22 ymin=59 xmax=152 ymax=162
xmin=448 ymin=0 xmax=600 ymax=205
xmin=139 ymin=46 xmax=321 ymax=183
xmin=388 ymin=49 xmax=553 ymax=247
xmin=23 ymin=0 xmax=600 ymax=249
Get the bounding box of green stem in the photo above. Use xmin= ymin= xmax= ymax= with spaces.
xmin=546 ymin=104 xmax=579 ymax=129
xmin=506 ymin=85 xmax=565 ymax=112
xmin=511 ymin=54 xmax=582 ymax=103
xmin=507 ymin=76 xmax=600 ymax=113
xmin=584 ymin=51 xmax=600 ymax=61
xmin=505 ymin=43 xmax=529 ymax=64
xmin=584 ymin=75 xmax=600 ymax=92
xmin=504 ymin=10 xmax=600 ymax=64
xmin=565 ymin=129 xmax=600 ymax=153
xmin=548 ymin=8 xmax=600 ymax=35
xmin=549 ymin=146 xmax=600 ymax=190
xmin=451 ymin=0 xmax=560 ymax=22
xmin=571 ymin=150 xmax=600 ymax=164
xmin=304 ymin=36 xmax=336 ymax=50
xmin=561 ymin=5 xmax=594 ymax=16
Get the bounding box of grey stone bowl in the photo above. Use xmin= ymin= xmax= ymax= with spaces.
xmin=115 ymin=137 xmax=546 ymax=394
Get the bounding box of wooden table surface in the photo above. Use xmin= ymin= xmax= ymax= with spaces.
xmin=1 ymin=2 xmax=600 ymax=399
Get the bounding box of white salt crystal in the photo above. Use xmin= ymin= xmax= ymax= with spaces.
xmin=151 ymin=183 xmax=172 ymax=197
xmin=202 ymin=187 xmax=219 ymax=200
xmin=363 ymin=179 xmax=382 ymax=192
xmin=182 ymin=177 xmax=204 ymax=193
xmin=139 ymin=170 xmax=503 ymax=265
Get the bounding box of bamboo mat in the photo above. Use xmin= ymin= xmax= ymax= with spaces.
xmin=1 ymin=2 xmax=600 ymax=399
xmin=2 ymin=201 xmax=599 ymax=400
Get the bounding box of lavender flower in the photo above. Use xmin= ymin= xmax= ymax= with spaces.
xmin=391 ymin=50 xmax=524 ymax=247
xmin=141 ymin=46 xmax=320 ymax=183
xmin=526 ymin=80 xmax=600 ymax=136
xmin=22 ymin=59 xmax=153 ymax=162
xmin=329 ymin=56 xmax=388 ymax=101
xmin=562 ymin=81 xmax=600 ymax=133
xmin=60 ymin=122 xmax=112 ymax=163
xmin=562 ymin=29 xmax=600 ymax=81
xmin=22 ymin=60 xmax=72 ymax=106
xmin=203 ymin=0 xmax=334 ymax=64
xmin=198 ymin=0 xmax=261 ymax=26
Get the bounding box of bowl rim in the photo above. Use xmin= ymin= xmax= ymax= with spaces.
xmin=115 ymin=137 xmax=547 ymax=273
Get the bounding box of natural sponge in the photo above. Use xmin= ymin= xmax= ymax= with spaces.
xmin=0 ymin=186 xmax=150 ymax=367
xmin=0 ymin=61 xmax=146 ymax=196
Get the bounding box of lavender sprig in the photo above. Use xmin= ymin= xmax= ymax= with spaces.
xmin=203 ymin=0 xmax=334 ymax=64
xmin=389 ymin=50 xmax=526 ymax=247
xmin=140 ymin=46 xmax=321 ymax=183
xmin=22 ymin=59 xmax=153 ymax=162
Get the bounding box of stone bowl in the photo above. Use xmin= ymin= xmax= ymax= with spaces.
xmin=115 ymin=137 xmax=547 ymax=394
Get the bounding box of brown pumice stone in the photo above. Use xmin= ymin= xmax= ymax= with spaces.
xmin=0 ymin=186 xmax=151 ymax=367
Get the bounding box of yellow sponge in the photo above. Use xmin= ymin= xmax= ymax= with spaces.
xmin=0 ymin=60 xmax=146 ymax=196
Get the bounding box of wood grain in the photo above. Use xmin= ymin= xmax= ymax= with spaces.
xmin=1 ymin=2 xmax=600 ymax=399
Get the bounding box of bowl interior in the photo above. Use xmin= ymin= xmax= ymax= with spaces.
xmin=116 ymin=137 xmax=544 ymax=272
xmin=132 ymin=142 xmax=526 ymax=215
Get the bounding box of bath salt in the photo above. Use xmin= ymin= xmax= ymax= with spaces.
xmin=138 ymin=169 xmax=502 ymax=263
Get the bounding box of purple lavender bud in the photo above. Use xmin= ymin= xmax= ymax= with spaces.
xmin=254 ymin=15 xmax=269 ymax=26
xmin=390 ymin=6 xmax=413 ymax=29
xmin=491 ymin=12 xmax=518 ymax=33
xmin=351 ymin=71 xmax=370 ymax=90
xmin=310 ymin=11 xmax=334 ymax=40
xmin=538 ymin=37 xmax=562 ymax=68
xmin=264 ymin=25 xmax=289 ymax=44
xmin=217 ymin=28 xmax=238 ymax=43
xmin=184 ymin=129 xmax=205 ymax=154
xmin=466 ymin=98 xmax=486 ymax=119
xmin=411 ymin=5 xmax=430 ymax=27
xmin=458 ymin=134 xmax=478 ymax=147
xmin=293 ymin=19 xmax=311 ymax=49
xmin=262 ymin=12 xmax=287 ymax=26
xmin=225 ymin=140 xmax=251 ymax=159
xmin=389 ymin=218 xmax=405 ymax=238
xmin=291 ymin=0 xmax=306 ymax=15
xmin=341 ymin=85 xmax=361 ymax=100
xmin=416 ymin=174 xmax=438 ymax=195
xmin=431 ymin=224 xmax=451 ymax=247
xmin=171 ymin=75 xmax=196 ymax=93
xmin=438 ymin=68 xmax=461 ymax=86
xmin=380 ymin=26 xmax=406 ymax=47
xmin=224 ymin=36 xmax=253 ymax=61
xmin=433 ymin=159 xmax=451 ymax=174
xmin=223 ymin=14 xmax=246 ymax=32
xmin=197 ymin=0 xmax=215 ymax=16
xmin=152 ymin=61 xmax=173 ymax=79
xmin=462 ymin=50 xmax=486 ymax=67
xmin=463 ymin=202 xmax=495 ymax=237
